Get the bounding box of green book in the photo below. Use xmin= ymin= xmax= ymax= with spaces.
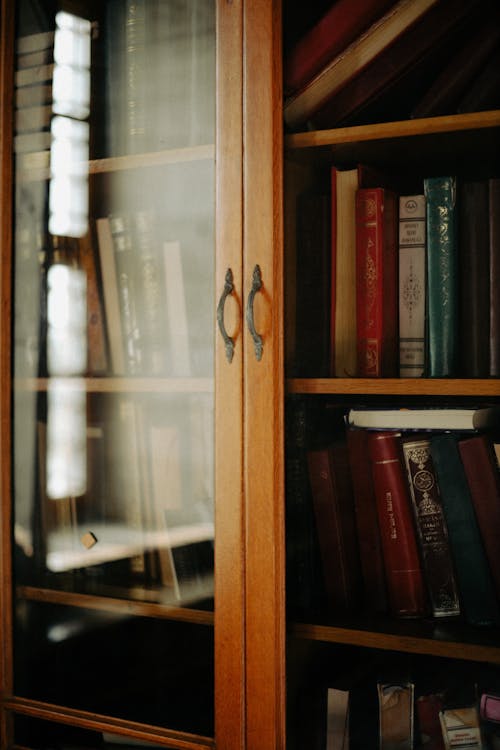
xmin=424 ymin=176 xmax=458 ymax=377
xmin=430 ymin=433 xmax=500 ymax=627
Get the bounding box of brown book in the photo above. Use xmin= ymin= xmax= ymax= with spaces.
xmin=378 ymin=683 xmax=414 ymax=750
xmin=458 ymin=434 xmax=500 ymax=602
xmin=401 ymin=435 xmax=460 ymax=618
xmin=490 ymin=178 xmax=500 ymax=376
xmin=95 ymin=217 xmax=126 ymax=375
xmin=368 ymin=431 xmax=427 ymax=618
xmin=346 ymin=427 xmax=388 ymax=613
xmin=306 ymin=441 xmax=363 ymax=613
xmin=77 ymin=229 xmax=109 ymax=375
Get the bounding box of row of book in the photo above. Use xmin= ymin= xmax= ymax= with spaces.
xmin=283 ymin=0 xmax=500 ymax=130
xmin=294 ymin=169 xmax=499 ymax=379
xmin=286 ymin=400 xmax=500 ymax=626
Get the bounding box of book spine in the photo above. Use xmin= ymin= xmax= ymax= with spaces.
xmin=424 ymin=176 xmax=458 ymax=377
xmin=458 ymin=434 xmax=500 ymax=602
xmin=458 ymin=180 xmax=490 ymax=377
xmin=368 ymin=431 xmax=427 ymax=618
xmin=398 ymin=195 xmax=426 ymax=377
xmin=490 ymin=178 xmax=500 ymax=376
xmin=401 ymin=436 xmax=460 ymax=617
xmin=125 ymin=0 xmax=148 ymax=154
xmin=346 ymin=427 xmax=388 ymax=613
xmin=430 ymin=433 xmax=500 ymax=627
xmin=306 ymin=442 xmax=362 ymax=612
xmin=355 ymin=187 xmax=398 ymax=377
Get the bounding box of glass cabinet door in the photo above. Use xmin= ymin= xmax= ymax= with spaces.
xmin=9 ymin=0 xmax=225 ymax=745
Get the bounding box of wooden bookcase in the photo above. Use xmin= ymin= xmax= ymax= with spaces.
xmin=1 ymin=0 xmax=499 ymax=748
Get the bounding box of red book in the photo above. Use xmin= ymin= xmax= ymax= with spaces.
xmin=283 ymin=0 xmax=396 ymax=96
xmin=458 ymin=434 xmax=500 ymax=601
xmin=346 ymin=427 xmax=388 ymax=613
xmin=355 ymin=187 xmax=398 ymax=377
xmin=368 ymin=431 xmax=427 ymax=618
xmin=416 ymin=694 xmax=445 ymax=750
xmin=307 ymin=441 xmax=363 ymax=613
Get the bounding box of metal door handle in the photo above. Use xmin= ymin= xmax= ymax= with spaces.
xmin=246 ymin=265 xmax=263 ymax=361
xmin=217 ymin=268 xmax=235 ymax=363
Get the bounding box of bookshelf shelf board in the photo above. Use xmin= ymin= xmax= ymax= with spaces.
xmin=2 ymin=696 xmax=216 ymax=749
xmin=14 ymin=377 xmax=214 ymax=393
xmin=17 ymin=586 xmax=214 ymax=627
xmin=287 ymin=378 xmax=500 ymax=397
xmin=290 ymin=622 xmax=500 ymax=664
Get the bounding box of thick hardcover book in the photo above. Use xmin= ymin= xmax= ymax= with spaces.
xmin=355 ymin=187 xmax=398 ymax=377
xmin=347 ymin=405 xmax=500 ymax=432
xmin=331 ymin=167 xmax=358 ymax=377
xmin=346 ymin=427 xmax=388 ymax=613
xmin=283 ymin=0 xmax=395 ymax=96
xmin=416 ymin=694 xmax=445 ymax=750
xmin=430 ymin=433 xmax=500 ymax=627
xmin=458 ymin=180 xmax=490 ymax=377
xmin=294 ymin=192 xmax=331 ymax=377
xmin=77 ymin=230 xmax=109 ymax=376
xmin=378 ymin=683 xmax=414 ymax=750
xmin=306 ymin=441 xmax=363 ymax=613
xmin=490 ymin=178 xmax=500 ymax=376
xmin=424 ymin=176 xmax=458 ymax=377
xmin=458 ymin=434 xmax=500 ymax=602
xmin=368 ymin=431 xmax=427 ymax=618
xmin=398 ymin=195 xmax=426 ymax=377
xmin=284 ymin=0 xmax=439 ymax=129
xmin=401 ymin=436 xmax=460 ymax=618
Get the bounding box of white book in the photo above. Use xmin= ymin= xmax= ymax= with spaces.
xmin=163 ymin=240 xmax=191 ymax=376
xmin=399 ymin=194 xmax=426 ymax=377
xmin=347 ymin=406 xmax=500 ymax=432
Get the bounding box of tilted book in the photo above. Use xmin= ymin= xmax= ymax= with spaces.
xmin=424 ymin=176 xmax=458 ymax=377
xmin=398 ymin=195 xmax=426 ymax=377
xmin=368 ymin=431 xmax=427 ymax=618
xmin=430 ymin=433 xmax=500 ymax=627
xmin=458 ymin=434 xmax=500 ymax=602
xmin=401 ymin=436 xmax=460 ymax=618
xmin=355 ymin=187 xmax=398 ymax=377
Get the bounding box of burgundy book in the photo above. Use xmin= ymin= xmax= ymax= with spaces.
xmin=309 ymin=0 xmax=479 ymax=129
xmin=458 ymin=434 xmax=500 ymax=601
xmin=346 ymin=427 xmax=388 ymax=613
xmin=416 ymin=694 xmax=445 ymax=750
xmin=283 ymin=0 xmax=396 ymax=96
xmin=355 ymin=187 xmax=398 ymax=377
xmin=368 ymin=431 xmax=427 ymax=618
xmin=490 ymin=178 xmax=500 ymax=377
xmin=458 ymin=180 xmax=490 ymax=377
xmin=306 ymin=441 xmax=363 ymax=613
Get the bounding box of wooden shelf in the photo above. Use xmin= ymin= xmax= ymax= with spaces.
xmin=14 ymin=376 xmax=214 ymax=393
xmin=287 ymin=378 xmax=500 ymax=397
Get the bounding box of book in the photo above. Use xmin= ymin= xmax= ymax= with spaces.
xmin=77 ymin=229 xmax=109 ymax=376
xmin=401 ymin=436 xmax=460 ymax=618
xmin=430 ymin=433 xmax=500 ymax=627
xmin=355 ymin=186 xmax=398 ymax=377
xmin=331 ymin=166 xmax=358 ymax=377
xmin=283 ymin=0 xmax=440 ymax=129
xmin=283 ymin=0 xmax=396 ymax=96
xmin=416 ymin=693 xmax=445 ymax=750
xmin=456 ymin=45 xmax=500 ymax=114
xmin=307 ymin=0 xmax=479 ymax=129
xmin=368 ymin=431 xmax=427 ymax=618
xmin=15 ymin=104 xmax=52 ymax=133
xmin=326 ymin=687 xmax=350 ymax=750
xmin=15 ymin=82 xmax=52 ymax=109
xmin=163 ymin=240 xmax=191 ymax=377
xmin=294 ymin=191 xmax=331 ymax=377
xmin=424 ymin=176 xmax=458 ymax=377
xmin=15 ymin=62 xmax=54 ymax=88
xmin=439 ymin=706 xmax=483 ymax=750
xmin=378 ymin=682 xmax=414 ymax=750
xmin=95 ymin=216 xmax=126 ymax=376
xmin=306 ymin=441 xmax=363 ymax=613
xmin=346 ymin=427 xmax=388 ymax=613
xmin=458 ymin=434 xmax=500 ymax=602
xmin=458 ymin=180 xmax=490 ymax=377
xmin=490 ymin=178 xmax=500 ymax=377
xmin=16 ymin=30 xmax=55 ymax=55
xmin=347 ymin=406 xmax=500 ymax=432
xmin=398 ymin=194 xmax=426 ymax=377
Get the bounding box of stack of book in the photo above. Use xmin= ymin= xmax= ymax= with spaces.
xmin=302 ymin=404 xmax=500 ymax=626
xmin=294 ymin=171 xmax=500 ymax=379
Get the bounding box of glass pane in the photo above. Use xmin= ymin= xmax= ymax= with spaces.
xmin=12 ymin=0 xmax=215 ymax=737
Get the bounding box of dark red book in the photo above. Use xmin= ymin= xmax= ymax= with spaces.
xmin=416 ymin=694 xmax=445 ymax=750
xmin=458 ymin=180 xmax=490 ymax=377
xmin=490 ymin=178 xmax=500 ymax=377
xmin=306 ymin=441 xmax=363 ymax=613
xmin=458 ymin=434 xmax=500 ymax=602
xmin=283 ymin=0 xmax=396 ymax=96
xmin=346 ymin=427 xmax=388 ymax=613
xmin=368 ymin=431 xmax=427 ymax=618
xmin=308 ymin=0 xmax=479 ymax=129
xmin=355 ymin=187 xmax=398 ymax=377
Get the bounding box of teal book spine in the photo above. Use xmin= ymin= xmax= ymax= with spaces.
xmin=430 ymin=433 xmax=500 ymax=627
xmin=424 ymin=176 xmax=458 ymax=377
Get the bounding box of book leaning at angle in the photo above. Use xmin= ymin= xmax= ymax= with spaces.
xmin=347 ymin=406 xmax=500 ymax=432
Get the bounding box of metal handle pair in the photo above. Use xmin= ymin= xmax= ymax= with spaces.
xmin=217 ymin=265 xmax=263 ymax=363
